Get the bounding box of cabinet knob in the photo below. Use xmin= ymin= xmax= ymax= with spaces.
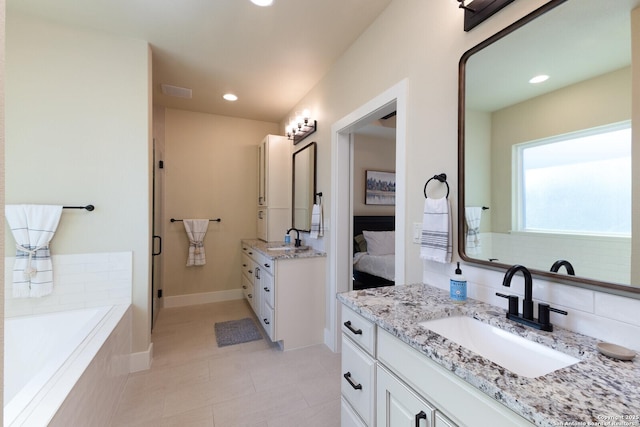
xmin=264 ymin=263 xmax=270 ymax=268
xmin=264 ymin=287 xmax=270 ymax=292
xmin=242 ymin=285 xmax=247 ymax=289
xmin=343 ymin=372 xmax=363 ymax=390
xmin=344 ymin=320 xmax=363 ymax=335
xmin=248 ymin=294 xmax=252 ymax=298
xmin=415 ymin=411 xmax=427 ymax=427
xmin=263 ymin=318 xmax=270 ymax=325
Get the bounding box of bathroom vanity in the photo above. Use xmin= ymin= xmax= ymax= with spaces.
xmin=241 ymin=239 xmax=326 ymax=350
xmin=338 ymin=284 xmax=640 ymax=427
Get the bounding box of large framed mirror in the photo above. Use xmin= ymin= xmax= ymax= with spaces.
xmin=292 ymin=141 xmax=317 ymax=231
xmin=458 ymin=0 xmax=640 ymax=296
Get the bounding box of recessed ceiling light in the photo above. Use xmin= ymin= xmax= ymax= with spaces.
xmin=251 ymin=0 xmax=273 ymax=6
xmin=529 ymin=75 xmax=549 ymax=84
xmin=223 ymin=93 xmax=238 ymax=101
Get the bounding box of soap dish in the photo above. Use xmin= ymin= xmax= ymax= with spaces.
xmin=597 ymin=342 xmax=636 ymax=361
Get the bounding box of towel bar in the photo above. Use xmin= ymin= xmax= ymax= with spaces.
xmin=170 ymin=218 xmax=221 ymax=223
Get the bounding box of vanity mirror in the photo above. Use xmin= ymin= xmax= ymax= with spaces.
xmin=292 ymin=141 xmax=317 ymax=231
xmin=458 ymin=0 xmax=640 ymax=295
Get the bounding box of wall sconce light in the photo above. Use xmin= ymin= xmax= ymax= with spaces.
xmin=457 ymin=0 xmax=517 ymax=32
xmin=286 ymin=109 xmax=317 ymax=145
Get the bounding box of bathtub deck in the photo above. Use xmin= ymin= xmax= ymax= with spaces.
xmin=110 ymin=299 xmax=341 ymax=426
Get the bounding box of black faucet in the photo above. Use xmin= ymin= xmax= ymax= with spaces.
xmin=496 ymin=264 xmax=567 ymax=332
xmin=550 ymin=260 xmax=575 ymax=275
xmin=286 ymin=228 xmax=302 ymax=247
xmin=502 ymin=265 xmax=534 ymax=320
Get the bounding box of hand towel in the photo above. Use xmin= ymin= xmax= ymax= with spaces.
xmin=309 ymin=203 xmax=323 ymax=239
xmin=465 ymin=207 xmax=483 ymax=255
xmin=5 ymin=204 xmax=63 ymax=297
xmin=420 ymin=198 xmax=452 ymax=263
xmin=183 ymin=219 xmax=209 ymax=266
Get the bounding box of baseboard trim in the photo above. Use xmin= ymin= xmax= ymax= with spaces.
xmin=130 ymin=342 xmax=153 ymax=372
xmin=163 ymin=289 xmax=244 ymax=308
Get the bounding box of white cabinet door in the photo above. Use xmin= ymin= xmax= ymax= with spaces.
xmin=377 ymin=366 xmax=434 ymax=427
xmin=342 ymin=397 xmax=368 ymax=427
xmin=258 ymin=140 xmax=267 ymax=206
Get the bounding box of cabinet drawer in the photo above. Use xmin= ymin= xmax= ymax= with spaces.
xmin=342 ymin=335 xmax=375 ymax=426
xmin=260 ymin=300 xmax=275 ymax=340
xmin=342 ymin=304 xmax=376 ymax=356
xmin=242 ymin=276 xmax=255 ymax=308
xmin=261 ymin=271 xmax=275 ymax=307
xmin=241 ymin=254 xmax=254 ymax=280
xmin=341 ymin=397 xmax=367 ymax=427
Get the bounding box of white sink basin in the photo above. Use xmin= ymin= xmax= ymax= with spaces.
xmin=419 ymin=316 xmax=580 ymax=378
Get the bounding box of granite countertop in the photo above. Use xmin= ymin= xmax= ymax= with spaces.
xmin=337 ymin=283 xmax=640 ymax=427
xmin=242 ymin=239 xmax=326 ymax=260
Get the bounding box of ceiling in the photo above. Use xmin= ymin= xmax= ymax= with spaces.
xmin=7 ymin=0 xmax=392 ymax=123
xmin=466 ymin=0 xmax=639 ymax=112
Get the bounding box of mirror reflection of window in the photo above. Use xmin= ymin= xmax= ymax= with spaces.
xmin=516 ymin=122 xmax=631 ymax=235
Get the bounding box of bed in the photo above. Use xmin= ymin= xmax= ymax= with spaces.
xmin=353 ymin=215 xmax=395 ymax=290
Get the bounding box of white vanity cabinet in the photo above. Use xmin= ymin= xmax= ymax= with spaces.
xmin=340 ymin=303 xmax=535 ymax=427
xmin=341 ymin=305 xmax=377 ymax=426
xmin=257 ymin=134 xmax=290 ymax=241
xmin=241 ymin=242 xmax=325 ymax=350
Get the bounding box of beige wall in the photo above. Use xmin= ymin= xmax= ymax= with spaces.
xmin=1 ymin=0 xmax=5 ymax=416
xmin=6 ymin=13 xmax=152 ymax=352
xmin=632 ymin=8 xmax=640 ymax=284
xmin=490 ymin=66 xmax=631 ymax=233
xmin=353 ymin=134 xmax=396 ymax=216
xmin=162 ymin=108 xmax=278 ymax=297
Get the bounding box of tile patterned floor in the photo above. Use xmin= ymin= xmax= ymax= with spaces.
xmin=110 ymin=299 xmax=341 ymax=427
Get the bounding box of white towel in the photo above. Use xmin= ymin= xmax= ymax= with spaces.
xmin=465 ymin=207 xmax=483 ymax=255
xmin=5 ymin=204 xmax=63 ymax=297
xmin=309 ymin=203 xmax=323 ymax=239
xmin=183 ymin=219 xmax=209 ymax=266
xmin=420 ymin=198 xmax=452 ymax=263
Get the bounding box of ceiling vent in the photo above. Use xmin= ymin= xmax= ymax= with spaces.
xmin=161 ymin=84 xmax=192 ymax=99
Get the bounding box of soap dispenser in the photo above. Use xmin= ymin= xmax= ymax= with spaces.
xmin=450 ymin=262 xmax=467 ymax=303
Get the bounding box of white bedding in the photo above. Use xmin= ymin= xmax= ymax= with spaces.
xmin=353 ymin=252 xmax=395 ymax=282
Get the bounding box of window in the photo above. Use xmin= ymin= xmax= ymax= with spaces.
xmin=515 ymin=123 xmax=631 ymax=235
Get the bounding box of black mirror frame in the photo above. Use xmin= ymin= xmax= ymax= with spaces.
xmin=457 ymin=0 xmax=640 ymax=298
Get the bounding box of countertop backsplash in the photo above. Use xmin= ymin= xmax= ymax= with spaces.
xmin=423 ymin=261 xmax=640 ymax=352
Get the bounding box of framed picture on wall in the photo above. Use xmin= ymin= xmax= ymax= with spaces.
xmin=365 ymin=170 xmax=396 ymax=205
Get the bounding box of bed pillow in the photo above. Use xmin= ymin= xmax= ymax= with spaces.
xmin=354 ymin=234 xmax=367 ymax=253
xmin=362 ymin=230 xmax=395 ymax=255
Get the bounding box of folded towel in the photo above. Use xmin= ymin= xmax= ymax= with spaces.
xmin=465 ymin=207 xmax=483 ymax=255
xmin=309 ymin=203 xmax=323 ymax=239
xmin=5 ymin=204 xmax=63 ymax=297
xmin=183 ymin=219 xmax=209 ymax=266
xmin=420 ymin=198 xmax=452 ymax=263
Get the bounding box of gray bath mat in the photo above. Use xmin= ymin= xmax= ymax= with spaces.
xmin=214 ymin=318 xmax=263 ymax=347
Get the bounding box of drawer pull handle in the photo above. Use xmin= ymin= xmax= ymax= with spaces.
xmin=263 ymin=318 xmax=270 ymax=325
xmin=264 ymin=263 xmax=270 ymax=268
xmin=415 ymin=411 xmax=427 ymax=427
xmin=248 ymin=294 xmax=252 ymax=298
xmin=248 ymin=269 xmax=253 ymax=274
xmin=242 ymin=285 xmax=247 ymax=289
xmin=343 ymin=372 xmax=363 ymax=390
xmin=344 ymin=321 xmax=362 ymax=335
xmin=264 ymin=287 xmax=270 ymax=292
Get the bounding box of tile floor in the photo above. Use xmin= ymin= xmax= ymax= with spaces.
xmin=110 ymin=299 xmax=341 ymax=427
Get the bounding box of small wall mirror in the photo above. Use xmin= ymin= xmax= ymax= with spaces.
xmin=459 ymin=0 xmax=640 ymax=296
xmin=292 ymin=142 xmax=317 ymax=231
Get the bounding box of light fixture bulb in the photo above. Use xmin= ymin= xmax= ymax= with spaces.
xmin=529 ymin=75 xmax=549 ymax=84
xmin=250 ymin=0 xmax=273 ymax=6
xmin=223 ymin=93 xmax=238 ymax=101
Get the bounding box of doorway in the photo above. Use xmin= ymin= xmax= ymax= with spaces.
xmin=328 ymin=79 xmax=407 ymax=351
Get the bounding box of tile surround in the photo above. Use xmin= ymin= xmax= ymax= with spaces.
xmin=5 ymin=251 xmax=132 ymax=317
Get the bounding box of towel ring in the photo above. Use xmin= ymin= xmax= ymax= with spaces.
xmin=424 ymin=173 xmax=449 ymax=199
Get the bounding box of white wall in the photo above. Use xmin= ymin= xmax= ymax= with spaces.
xmin=6 ymin=13 xmax=152 ymax=353
xmin=282 ymin=0 xmax=640 ymax=352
